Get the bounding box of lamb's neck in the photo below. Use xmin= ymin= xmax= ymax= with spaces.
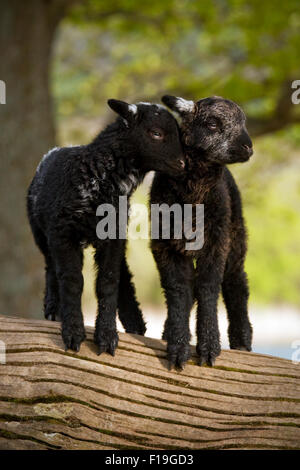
xmin=187 ymin=158 xmax=223 ymax=181
xmin=171 ymin=156 xmax=224 ymax=204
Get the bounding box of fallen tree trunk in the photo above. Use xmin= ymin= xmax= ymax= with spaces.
xmin=0 ymin=314 xmax=299 ymax=450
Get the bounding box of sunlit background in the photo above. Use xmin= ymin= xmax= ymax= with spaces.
xmin=1 ymin=0 xmax=300 ymax=360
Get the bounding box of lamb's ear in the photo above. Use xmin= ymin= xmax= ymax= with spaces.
xmin=161 ymin=95 xmax=195 ymax=115
xmin=107 ymin=99 xmax=137 ymax=123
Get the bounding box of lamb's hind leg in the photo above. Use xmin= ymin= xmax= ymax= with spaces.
xmin=44 ymin=256 xmax=60 ymax=321
xmin=118 ymin=256 xmax=146 ymax=335
xmin=222 ymin=268 xmax=252 ymax=351
xmin=29 ymin=224 xmax=59 ymax=321
xmin=50 ymin=238 xmax=85 ymax=351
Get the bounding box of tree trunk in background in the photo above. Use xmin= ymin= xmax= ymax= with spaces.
xmin=0 ymin=1 xmax=76 ymax=317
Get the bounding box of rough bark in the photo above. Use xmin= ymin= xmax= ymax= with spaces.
xmin=0 ymin=0 xmax=78 ymax=316
xmin=0 ymin=315 xmax=299 ymax=450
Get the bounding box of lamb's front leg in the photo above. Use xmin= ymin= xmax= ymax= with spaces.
xmin=118 ymin=256 xmax=146 ymax=335
xmin=94 ymin=239 xmax=125 ymax=356
xmin=195 ymin=256 xmax=225 ymax=366
xmin=51 ymin=239 xmax=86 ymax=352
xmin=153 ymin=243 xmax=194 ymax=370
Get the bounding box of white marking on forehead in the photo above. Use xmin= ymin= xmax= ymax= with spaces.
xmin=128 ymin=104 xmax=137 ymax=114
xmin=175 ymin=97 xmax=195 ymax=113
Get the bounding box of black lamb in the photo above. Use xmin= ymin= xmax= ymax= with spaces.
xmin=27 ymin=99 xmax=185 ymax=354
xmin=148 ymin=95 xmax=254 ymax=370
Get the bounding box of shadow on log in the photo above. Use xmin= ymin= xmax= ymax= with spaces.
xmin=0 ymin=314 xmax=299 ymax=450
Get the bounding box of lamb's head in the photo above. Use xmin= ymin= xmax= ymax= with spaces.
xmin=107 ymin=99 xmax=185 ymax=175
xmin=161 ymin=95 xmax=253 ymax=164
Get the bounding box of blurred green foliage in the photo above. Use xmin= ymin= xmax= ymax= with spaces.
xmin=52 ymin=0 xmax=300 ymax=309
xmin=53 ymin=0 xmax=300 ymax=122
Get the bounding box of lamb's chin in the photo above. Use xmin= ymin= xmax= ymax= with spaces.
xmin=226 ymin=154 xmax=251 ymax=163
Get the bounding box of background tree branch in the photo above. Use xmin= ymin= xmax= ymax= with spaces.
xmin=248 ymin=79 xmax=300 ymax=137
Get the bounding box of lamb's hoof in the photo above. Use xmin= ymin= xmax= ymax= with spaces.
xmin=44 ymin=310 xmax=60 ymax=322
xmin=62 ymin=324 xmax=86 ymax=352
xmin=230 ymin=345 xmax=252 ymax=352
xmin=95 ymin=329 xmax=119 ymax=356
xmin=45 ymin=311 xmax=55 ymax=321
xmin=229 ymin=324 xmax=252 ymax=352
xmin=197 ymin=354 xmax=216 ymax=367
xmin=167 ymin=342 xmax=191 ymax=371
xmin=196 ymin=343 xmax=220 ymax=367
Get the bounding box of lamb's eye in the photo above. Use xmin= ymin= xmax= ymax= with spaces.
xmin=150 ymin=130 xmax=163 ymax=140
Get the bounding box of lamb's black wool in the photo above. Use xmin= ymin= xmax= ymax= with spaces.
xmin=27 ymin=100 xmax=184 ymax=354
xmin=149 ymin=95 xmax=253 ymax=369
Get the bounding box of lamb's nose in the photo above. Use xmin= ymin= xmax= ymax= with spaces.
xmin=179 ymin=159 xmax=185 ymax=169
xmin=243 ymin=144 xmax=253 ymax=156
